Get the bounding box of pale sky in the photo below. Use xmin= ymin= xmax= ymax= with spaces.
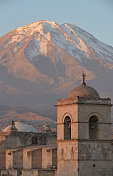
xmin=0 ymin=0 xmax=113 ymax=46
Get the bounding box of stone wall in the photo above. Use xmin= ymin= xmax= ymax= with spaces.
xmin=23 ymin=148 xmax=32 ymax=169
xmin=0 ymin=131 xmax=56 ymax=170
xmin=6 ymin=149 xmax=23 ymax=169
xmin=0 ymin=143 xmax=6 ymax=170
xmin=13 ymin=149 xmax=23 ymax=169
xmin=5 ymin=145 xmax=57 ymax=172
xmin=1 ymin=169 xmax=56 ymax=176
xmin=79 ymin=141 xmax=112 ymax=161
xmin=1 ymin=169 xmax=17 ymax=176
xmin=52 ymin=148 xmax=57 ymax=168
xmin=42 ymin=148 xmax=53 ymax=169
xmin=32 ymin=149 xmax=42 ymax=169
xmin=78 ymin=141 xmax=113 ymax=176
xmin=6 ymin=150 xmax=13 ymax=169
xmin=78 ymin=161 xmax=112 ymax=176
xmin=22 ymin=169 xmax=38 ymax=176
xmin=38 ymin=169 xmax=55 ymax=176
xmin=57 ymin=140 xmax=78 ymax=176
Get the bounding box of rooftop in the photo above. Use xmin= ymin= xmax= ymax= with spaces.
xmin=68 ymin=72 xmax=100 ymax=99
xmin=2 ymin=121 xmax=38 ymax=133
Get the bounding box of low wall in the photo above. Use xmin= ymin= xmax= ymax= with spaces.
xmin=1 ymin=169 xmax=17 ymax=176
xmin=1 ymin=169 xmax=56 ymax=176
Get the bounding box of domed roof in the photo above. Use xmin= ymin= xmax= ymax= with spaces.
xmin=68 ymin=73 xmax=100 ymax=99
xmin=68 ymin=83 xmax=100 ymax=99
xmin=2 ymin=121 xmax=38 ymax=133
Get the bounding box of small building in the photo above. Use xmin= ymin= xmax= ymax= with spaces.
xmin=0 ymin=121 xmax=56 ymax=171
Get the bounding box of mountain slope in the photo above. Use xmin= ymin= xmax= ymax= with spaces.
xmin=0 ymin=20 xmax=113 ymax=118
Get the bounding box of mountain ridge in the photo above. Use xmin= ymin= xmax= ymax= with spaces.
xmin=0 ymin=20 xmax=113 ymax=118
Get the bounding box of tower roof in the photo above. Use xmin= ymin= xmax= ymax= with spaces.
xmin=68 ymin=83 xmax=100 ymax=99
xmin=68 ymin=73 xmax=100 ymax=99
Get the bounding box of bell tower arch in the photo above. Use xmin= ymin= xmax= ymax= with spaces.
xmin=56 ymin=74 xmax=112 ymax=176
xmin=64 ymin=116 xmax=71 ymax=140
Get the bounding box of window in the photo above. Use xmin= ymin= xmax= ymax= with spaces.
xmin=89 ymin=116 xmax=98 ymax=140
xmin=64 ymin=116 xmax=71 ymax=140
xmin=32 ymin=136 xmax=37 ymax=144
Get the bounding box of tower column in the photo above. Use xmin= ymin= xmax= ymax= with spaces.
xmin=56 ymin=75 xmax=112 ymax=176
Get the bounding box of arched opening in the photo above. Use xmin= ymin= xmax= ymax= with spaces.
xmin=64 ymin=116 xmax=71 ymax=140
xmin=89 ymin=116 xmax=98 ymax=140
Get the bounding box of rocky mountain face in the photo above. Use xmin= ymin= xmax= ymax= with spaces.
xmin=0 ymin=20 xmax=113 ymax=119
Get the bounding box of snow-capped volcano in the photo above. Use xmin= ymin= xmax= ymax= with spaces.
xmin=0 ymin=20 xmax=113 ymax=118
xmin=2 ymin=20 xmax=113 ymax=63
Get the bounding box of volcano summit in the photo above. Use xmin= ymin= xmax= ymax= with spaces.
xmin=0 ymin=20 xmax=113 ymax=118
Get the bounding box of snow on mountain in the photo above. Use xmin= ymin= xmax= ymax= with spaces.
xmin=0 ymin=20 xmax=113 ymax=118
xmin=2 ymin=20 xmax=113 ymax=64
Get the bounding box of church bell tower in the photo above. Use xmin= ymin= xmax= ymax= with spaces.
xmin=56 ymin=73 xmax=112 ymax=176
